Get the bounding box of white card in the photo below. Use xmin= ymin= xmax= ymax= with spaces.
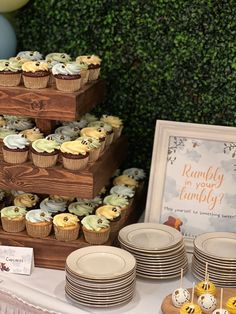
xmin=0 ymin=246 xmax=34 ymax=275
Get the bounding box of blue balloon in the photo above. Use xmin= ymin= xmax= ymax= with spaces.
xmin=0 ymin=14 xmax=16 ymax=59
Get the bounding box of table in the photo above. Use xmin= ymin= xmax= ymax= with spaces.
xmin=0 ymin=265 xmax=196 ymax=314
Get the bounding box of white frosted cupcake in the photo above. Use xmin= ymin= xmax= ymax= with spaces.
xmin=55 ymin=125 xmax=80 ymax=140
xmin=26 ymin=209 xmax=52 ymax=238
xmin=40 ymin=197 xmax=67 ymax=215
xmin=52 ymin=62 xmax=81 ymax=92
xmin=16 ymin=50 xmax=43 ymax=61
xmin=3 ymin=134 xmax=30 ymax=164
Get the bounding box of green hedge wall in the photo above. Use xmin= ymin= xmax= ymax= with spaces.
xmin=15 ymin=0 xmax=236 ymax=172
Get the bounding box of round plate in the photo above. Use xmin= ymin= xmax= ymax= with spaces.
xmin=66 ymin=246 xmax=136 ymax=280
xmin=192 ymin=267 xmax=236 ymax=287
xmin=194 ymin=232 xmax=236 ymax=260
xmin=119 ymin=223 xmax=183 ymax=251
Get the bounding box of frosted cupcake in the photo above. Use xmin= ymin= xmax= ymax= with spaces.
xmin=25 ymin=209 xmax=52 ymax=238
xmin=22 ymin=61 xmax=49 ymax=89
xmin=103 ymin=194 xmax=130 ymax=220
xmin=55 ymin=125 xmax=80 ymax=140
xmin=96 ymin=205 xmax=121 ymax=233
xmin=75 ymin=136 xmax=101 ymax=162
xmin=20 ymin=127 xmax=44 ymax=142
xmin=113 ymin=175 xmax=139 ymax=189
xmin=31 ymin=139 xmax=60 ymax=168
xmin=61 ymin=119 xmax=88 ymax=129
xmin=52 ymin=62 xmax=81 ymax=92
xmin=14 ymin=193 xmax=39 ymax=210
xmin=16 ymin=51 xmax=43 ymax=61
xmin=0 ymin=127 xmax=16 ymax=139
xmin=88 ymin=121 xmax=114 ymax=146
xmin=45 ymin=52 xmax=71 ymax=64
xmin=7 ymin=117 xmax=34 ymax=132
xmin=53 ymin=213 xmax=79 ymax=241
xmin=76 ymin=55 xmax=101 ymax=81
xmin=80 ymin=127 xmax=106 ymax=152
xmin=0 ymin=59 xmax=22 ymax=86
xmin=122 ymin=167 xmax=146 ymax=182
xmin=76 ymin=196 xmax=102 ymax=208
xmin=40 ymin=196 xmax=67 ymax=215
xmin=110 ymin=185 xmax=135 ymax=199
xmin=81 ymin=215 xmax=110 ymax=244
xmin=1 ymin=205 xmax=27 ymax=232
xmin=3 ymin=134 xmax=30 ymax=164
xmin=68 ymin=201 xmax=94 ymax=220
xmin=82 ymin=113 xmax=98 ymax=123
xmin=76 ymin=62 xmax=89 ymax=86
xmin=60 ymin=140 xmax=89 ymax=171
xmin=100 ymin=115 xmax=123 ymax=141
xmin=49 ymin=194 xmax=75 ymax=204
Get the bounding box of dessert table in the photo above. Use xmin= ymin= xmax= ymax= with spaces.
xmin=0 ymin=265 xmax=195 ymax=314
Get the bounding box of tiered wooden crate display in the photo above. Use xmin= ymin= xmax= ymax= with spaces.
xmin=0 ymin=80 xmax=136 ymax=269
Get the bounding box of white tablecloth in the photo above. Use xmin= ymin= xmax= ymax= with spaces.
xmin=0 ymin=265 xmax=195 ymax=314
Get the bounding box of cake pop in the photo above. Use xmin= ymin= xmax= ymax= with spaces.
xmin=212 ymin=289 xmax=229 ymax=314
xmin=172 ymin=268 xmax=190 ymax=308
xmin=198 ymin=293 xmax=217 ymax=313
xmin=226 ymin=296 xmax=236 ymax=314
xmin=195 ymin=263 xmax=216 ymax=297
xmin=180 ymin=282 xmax=202 ymax=314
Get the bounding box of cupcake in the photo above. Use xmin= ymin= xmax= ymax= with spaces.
xmin=7 ymin=117 xmax=34 ymax=132
xmin=122 ymin=167 xmax=146 ymax=182
xmin=81 ymin=215 xmax=110 ymax=245
xmin=76 ymin=196 xmax=102 ymax=208
xmin=68 ymin=201 xmax=94 ymax=220
xmin=14 ymin=193 xmax=39 ymax=210
xmin=75 ymin=61 xmax=89 ymax=86
xmin=60 ymin=140 xmax=89 ymax=171
xmin=45 ymin=133 xmax=71 ymax=145
xmin=2 ymin=134 xmax=30 ymax=164
xmin=0 ymin=126 xmax=16 ymax=139
xmin=22 ymin=61 xmax=49 ymax=89
xmin=1 ymin=205 xmax=27 ymax=232
xmin=49 ymin=194 xmax=75 ymax=204
xmin=80 ymin=127 xmax=106 ymax=153
xmin=31 ymin=139 xmax=60 ymax=168
xmin=0 ymin=59 xmax=22 ymax=87
xmin=113 ymin=175 xmax=139 ymax=189
xmin=76 ymin=55 xmax=101 ymax=81
xmin=53 ymin=213 xmax=79 ymax=241
xmin=45 ymin=52 xmax=71 ymax=64
xmin=110 ymin=185 xmax=135 ymax=199
xmin=20 ymin=127 xmax=44 ymax=142
xmin=25 ymin=209 xmax=52 ymax=238
xmin=82 ymin=113 xmax=98 ymax=123
xmin=88 ymin=121 xmax=114 ymax=146
xmin=55 ymin=125 xmax=80 ymax=140
xmin=40 ymin=196 xmax=67 ymax=215
xmin=52 ymin=62 xmax=81 ymax=92
xmin=16 ymin=51 xmax=43 ymax=61
xmin=100 ymin=115 xmax=123 ymax=141
xmin=96 ymin=205 xmax=121 ymax=233
xmin=75 ymin=136 xmax=101 ymax=162
xmin=61 ymin=119 xmax=88 ymax=129
xmin=103 ymin=194 xmax=130 ymax=220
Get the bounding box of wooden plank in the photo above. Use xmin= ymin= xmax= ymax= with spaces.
xmin=0 ymin=136 xmax=127 ymax=198
xmin=0 ymin=80 xmax=105 ymax=121
xmin=35 ymin=119 xmax=56 ymax=135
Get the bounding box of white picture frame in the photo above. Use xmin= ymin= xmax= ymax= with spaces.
xmin=145 ymin=120 xmax=236 ymax=252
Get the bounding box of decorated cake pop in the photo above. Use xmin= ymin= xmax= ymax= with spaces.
xmin=226 ymin=296 xmax=236 ymax=314
xmin=212 ymin=289 xmax=229 ymax=314
xmin=198 ymin=293 xmax=217 ymax=313
xmin=195 ymin=263 xmax=216 ymax=297
xmin=180 ymin=283 xmax=202 ymax=314
xmin=171 ymin=268 xmax=190 ymax=308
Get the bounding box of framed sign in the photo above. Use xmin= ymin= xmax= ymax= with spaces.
xmin=145 ymin=120 xmax=236 ymax=251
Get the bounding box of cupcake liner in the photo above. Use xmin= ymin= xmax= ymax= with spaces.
xmin=113 ymin=126 xmax=124 ymax=141
xmin=82 ymin=226 xmax=110 ymax=245
xmin=88 ymin=147 xmax=101 ymax=163
xmin=80 ymin=69 xmax=89 ymax=86
xmin=26 ymin=220 xmax=52 ymax=238
xmin=88 ymin=68 xmax=100 ymax=81
xmin=55 ymin=77 xmax=81 ymax=92
xmin=2 ymin=148 xmax=28 ymax=164
xmin=0 ymin=73 xmax=21 ymax=87
xmin=54 ymin=224 xmax=79 ymax=241
xmin=23 ymin=74 xmax=49 ymax=89
xmin=1 ymin=217 xmax=25 ymax=233
xmin=62 ymin=155 xmax=88 ymax=171
xmin=31 ymin=152 xmax=58 ymax=168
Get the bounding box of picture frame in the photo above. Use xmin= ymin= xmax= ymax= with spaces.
xmin=145 ymin=120 xmax=236 ymax=252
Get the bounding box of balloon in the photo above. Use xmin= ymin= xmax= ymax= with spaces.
xmin=0 ymin=0 xmax=29 ymax=13
xmin=0 ymin=15 xmax=16 ymax=58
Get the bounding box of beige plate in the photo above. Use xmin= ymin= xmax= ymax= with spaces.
xmin=194 ymin=232 xmax=236 ymax=260
xmin=119 ymin=223 xmax=183 ymax=251
xmin=193 ymin=248 xmax=236 ymax=267
xmin=66 ymin=245 xmax=136 ymax=280
xmin=192 ymin=267 xmax=236 ymax=287
xmin=136 ymin=256 xmax=187 ymax=268
xmin=192 ymin=255 xmax=236 ymax=272
xmin=136 ymin=266 xmax=188 ymax=280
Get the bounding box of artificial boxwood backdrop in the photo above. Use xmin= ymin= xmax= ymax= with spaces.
xmin=15 ymin=0 xmax=236 ymax=172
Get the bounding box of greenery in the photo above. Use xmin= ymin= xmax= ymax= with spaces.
xmin=15 ymin=0 xmax=236 ymax=172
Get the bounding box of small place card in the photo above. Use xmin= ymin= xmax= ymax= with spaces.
xmin=0 ymin=246 xmax=34 ymax=275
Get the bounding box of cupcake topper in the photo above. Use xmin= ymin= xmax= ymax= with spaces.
xmin=206 ymin=273 xmax=210 ymax=291
xmin=220 ymin=288 xmax=223 ymax=309
xmin=191 ymin=282 xmax=195 ymax=304
xmin=180 ymin=268 xmax=184 ymax=289
xmin=205 ymin=262 xmax=208 ymax=282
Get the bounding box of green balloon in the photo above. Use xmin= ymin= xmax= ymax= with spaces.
xmin=0 ymin=0 xmax=30 ymax=13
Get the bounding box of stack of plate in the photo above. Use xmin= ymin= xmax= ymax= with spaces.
xmin=118 ymin=223 xmax=188 ymax=279
xmin=192 ymin=232 xmax=236 ymax=287
xmin=65 ymin=245 xmax=136 ymax=308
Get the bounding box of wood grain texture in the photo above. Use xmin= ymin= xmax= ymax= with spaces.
xmin=161 ymin=288 xmax=234 ymax=314
xmin=0 ymin=136 xmax=127 ymax=198
xmin=0 ymin=80 xmax=105 ymax=121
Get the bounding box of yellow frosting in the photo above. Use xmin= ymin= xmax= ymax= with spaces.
xmin=96 ymin=205 xmax=121 ymax=221
xmin=113 ymin=175 xmax=139 ymax=188
xmin=50 ymin=195 xmax=75 ymax=203
xmin=195 ymin=280 xmax=217 ymax=296
xmin=22 ymin=61 xmax=48 ymax=72
xmin=226 ymin=297 xmax=236 ymax=313
xmin=60 ymin=141 xmax=89 ymax=155
xmin=76 ymin=55 xmax=101 ymax=65
xmin=14 ymin=193 xmax=39 ymax=208
xmin=0 ymin=117 xmax=6 ymax=127
xmin=53 ymin=213 xmax=79 ymax=227
xmin=20 ymin=128 xmax=44 ymax=142
xmin=101 ymin=115 xmax=123 ymax=128
xmin=180 ymin=303 xmax=202 ymax=314
xmin=9 ymin=57 xmax=30 ymax=64
xmin=80 ymin=127 xmax=106 ymax=140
